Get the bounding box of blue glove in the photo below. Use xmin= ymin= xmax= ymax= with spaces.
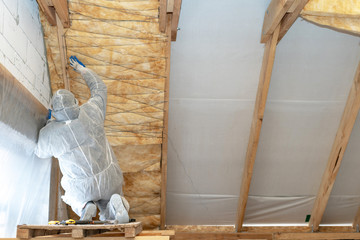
xmin=69 ymin=56 xmax=86 ymax=71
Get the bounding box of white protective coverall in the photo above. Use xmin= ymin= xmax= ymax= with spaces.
xmin=34 ymin=64 xmax=128 ymax=221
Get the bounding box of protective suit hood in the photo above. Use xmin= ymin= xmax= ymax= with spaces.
xmin=52 ymin=89 xmax=80 ymax=121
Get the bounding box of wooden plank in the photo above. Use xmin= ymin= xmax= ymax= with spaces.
xmin=36 ymin=0 xmax=56 ymax=26
xmin=55 ymin=13 xmax=70 ymax=90
xmin=140 ymin=230 xmax=175 ymax=237
xmin=17 ymin=229 xmax=33 ymax=239
xmin=18 ymin=222 xmax=142 ymax=231
xmin=52 ymin=0 xmax=70 ymax=28
xmin=25 ymin=237 xmax=169 ymax=240
xmin=287 ymin=0 xmax=301 ymax=12
xmin=159 ymin=0 xmax=167 ymax=32
xmin=174 ymin=233 xmax=271 ymax=240
xmin=274 ymin=232 xmax=360 ymax=239
xmin=309 ymin=61 xmax=360 ymax=231
xmin=167 ymin=0 xmax=175 ymax=12
xmin=72 ymin=229 xmax=84 ymax=239
xmin=261 ymin=0 xmax=294 ymax=43
xmin=277 ymin=0 xmax=309 ymax=43
xmin=236 ymin=24 xmax=281 ymax=232
xmin=171 ymin=0 xmax=182 ymax=41
xmin=353 ymin=205 xmax=360 ymax=229
xmin=160 ymin=14 xmax=172 ymax=230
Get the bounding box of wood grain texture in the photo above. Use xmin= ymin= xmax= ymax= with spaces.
xmin=278 ymin=0 xmax=309 ymax=42
xmin=171 ymin=0 xmax=182 ymax=41
xmin=39 ymin=0 xmax=168 ymax=229
xmin=236 ymin=25 xmax=280 ymax=232
xmin=260 ymin=0 xmax=294 ymax=43
xmin=310 ymin=61 xmax=360 ymax=231
xmin=274 ymin=232 xmax=360 ymax=239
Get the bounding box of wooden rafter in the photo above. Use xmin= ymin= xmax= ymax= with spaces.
xmin=52 ymin=0 xmax=69 ymax=28
xmin=309 ymin=61 xmax=360 ymax=231
xmin=167 ymin=0 xmax=175 ymax=12
xmin=236 ymin=0 xmax=309 ymax=231
xmin=171 ymin=0 xmax=182 ymax=41
xmin=36 ymin=0 xmax=56 ymax=26
xmin=278 ymin=0 xmax=309 ymax=42
xmin=160 ymin=14 xmax=172 ymax=230
xmin=159 ymin=0 xmax=167 ymax=32
xmin=260 ymin=0 xmax=295 ymax=43
xmin=236 ymin=24 xmax=280 ymax=231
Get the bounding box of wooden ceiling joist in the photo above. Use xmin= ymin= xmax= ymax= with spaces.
xmin=236 ymin=24 xmax=280 ymax=232
xmin=236 ymin=0 xmax=309 ymax=231
xmin=260 ymin=0 xmax=295 ymax=43
xmin=37 ymin=0 xmax=56 ymax=26
xmin=309 ymin=61 xmax=360 ymax=231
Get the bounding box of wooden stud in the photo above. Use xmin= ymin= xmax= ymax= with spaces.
xmin=52 ymin=0 xmax=70 ymax=28
xmin=274 ymin=232 xmax=360 ymax=239
xmin=310 ymin=61 xmax=360 ymax=231
xmin=261 ymin=0 xmax=295 ymax=43
xmin=236 ymin=25 xmax=281 ymax=232
xmin=171 ymin=0 xmax=182 ymax=41
xmin=277 ymin=0 xmax=309 ymax=43
xmin=160 ymin=14 xmax=172 ymax=230
xmin=56 ymin=13 xmax=70 ymax=90
xmin=159 ymin=0 xmax=167 ymax=32
xmin=36 ymin=0 xmax=56 ymax=26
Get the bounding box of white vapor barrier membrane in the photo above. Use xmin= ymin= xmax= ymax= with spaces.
xmin=168 ymin=0 xmax=360 ymax=225
xmin=0 ymin=122 xmax=51 ymax=237
xmin=0 ymin=65 xmax=51 ymax=237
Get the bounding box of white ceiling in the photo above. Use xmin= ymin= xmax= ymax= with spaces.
xmin=167 ymin=0 xmax=360 ymax=226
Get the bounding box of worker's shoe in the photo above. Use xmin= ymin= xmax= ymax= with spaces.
xmin=80 ymin=201 xmax=97 ymax=220
xmin=110 ymin=194 xmax=129 ymax=223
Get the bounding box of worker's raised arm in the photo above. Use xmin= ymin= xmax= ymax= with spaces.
xmin=69 ymin=56 xmax=107 ymax=118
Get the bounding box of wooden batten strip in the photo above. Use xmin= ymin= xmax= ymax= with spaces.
xmin=277 ymin=0 xmax=309 ymax=43
xmin=171 ymin=0 xmax=182 ymax=41
xmin=261 ymin=0 xmax=295 ymax=43
xmin=160 ymin=14 xmax=172 ymax=230
xmin=236 ymin=25 xmax=281 ymax=232
xmin=159 ymin=0 xmax=168 ymax=32
xmin=310 ymin=61 xmax=360 ymax=231
xmin=56 ymin=13 xmax=69 ymax=90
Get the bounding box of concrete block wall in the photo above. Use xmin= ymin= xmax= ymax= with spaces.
xmin=0 ymin=0 xmax=51 ymax=108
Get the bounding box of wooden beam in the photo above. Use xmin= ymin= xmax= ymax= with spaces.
xmin=236 ymin=25 xmax=281 ymax=232
xmin=277 ymin=0 xmax=309 ymax=43
xmin=173 ymin=232 xmax=271 ymax=240
xmin=309 ymin=61 xmax=360 ymax=231
xmin=171 ymin=0 xmax=182 ymax=41
xmin=167 ymin=0 xmax=175 ymax=12
xmin=159 ymin=0 xmax=167 ymax=32
xmin=160 ymin=14 xmax=172 ymax=230
xmin=52 ymin=0 xmax=70 ymax=28
xmin=261 ymin=0 xmax=295 ymax=43
xmin=56 ymin=13 xmax=70 ymax=90
xmin=36 ymin=0 xmax=56 ymax=26
xmin=353 ymin=205 xmax=360 ymax=229
xmin=274 ymin=232 xmax=360 ymax=239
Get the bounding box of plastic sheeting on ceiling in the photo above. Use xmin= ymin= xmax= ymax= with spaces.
xmin=167 ymin=0 xmax=360 ymax=226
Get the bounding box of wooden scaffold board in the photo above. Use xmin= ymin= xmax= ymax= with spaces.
xmin=17 ymin=222 xmax=142 ymax=239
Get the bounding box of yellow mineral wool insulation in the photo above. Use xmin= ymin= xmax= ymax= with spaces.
xmin=39 ymin=0 xmax=168 ymax=229
xmin=301 ymin=0 xmax=360 ymax=35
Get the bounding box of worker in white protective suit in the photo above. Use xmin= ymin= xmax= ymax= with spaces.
xmin=34 ymin=56 xmax=129 ymax=223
